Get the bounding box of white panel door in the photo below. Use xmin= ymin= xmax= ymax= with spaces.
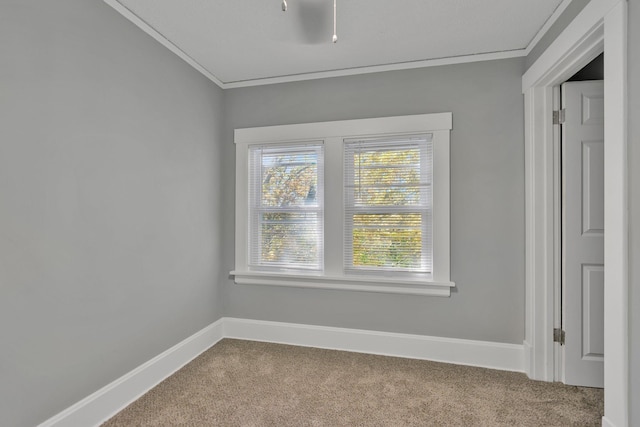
xmin=562 ymin=80 xmax=604 ymax=388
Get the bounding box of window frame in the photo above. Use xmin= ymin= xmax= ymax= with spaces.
xmin=343 ymin=134 xmax=433 ymax=276
xmin=232 ymin=113 xmax=454 ymax=297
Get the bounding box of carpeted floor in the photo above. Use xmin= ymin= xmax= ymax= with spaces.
xmin=102 ymin=339 xmax=603 ymax=426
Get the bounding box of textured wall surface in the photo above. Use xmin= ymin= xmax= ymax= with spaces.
xmin=223 ymin=58 xmax=526 ymax=345
xmin=0 ymin=1 xmax=224 ymax=426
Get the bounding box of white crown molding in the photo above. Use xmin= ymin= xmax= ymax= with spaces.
xmin=38 ymin=317 xmax=525 ymax=426
xmin=222 ymin=50 xmax=526 ymax=89
xmin=524 ymin=0 xmax=574 ymax=56
xmin=522 ymin=0 xmax=622 ymax=91
xmin=103 ymin=0 xmax=225 ymax=87
xmin=103 ymin=0 xmax=528 ymax=89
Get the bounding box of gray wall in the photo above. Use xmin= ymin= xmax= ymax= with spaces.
xmin=525 ymin=0 xmax=590 ymax=70
xmin=0 ymin=1 xmax=224 ymax=426
xmin=628 ymin=0 xmax=639 ymax=424
xmin=223 ymin=58 xmax=525 ymax=344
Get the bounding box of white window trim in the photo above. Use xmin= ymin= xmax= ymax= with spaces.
xmin=232 ymin=113 xmax=454 ymax=297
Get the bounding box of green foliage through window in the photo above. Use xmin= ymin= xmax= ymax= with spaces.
xmin=352 ymin=214 xmax=422 ymax=268
xmin=345 ymin=136 xmax=432 ymax=273
xmin=250 ymin=145 xmax=323 ymax=269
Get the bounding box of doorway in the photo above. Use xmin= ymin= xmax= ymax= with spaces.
xmin=521 ymin=0 xmax=627 ymax=424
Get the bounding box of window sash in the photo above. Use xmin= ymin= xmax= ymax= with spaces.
xmin=248 ymin=143 xmax=324 ymax=272
xmin=344 ymin=135 xmax=433 ymax=274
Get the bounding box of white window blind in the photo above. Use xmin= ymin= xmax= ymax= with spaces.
xmin=248 ymin=143 xmax=324 ymax=272
xmin=344 ymin=134 xmax=433 ymax=274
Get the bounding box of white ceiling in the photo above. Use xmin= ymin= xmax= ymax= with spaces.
xmin=106 ymin=0 xmax=568 ymax=88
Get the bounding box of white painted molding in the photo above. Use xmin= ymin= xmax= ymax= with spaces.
xmin=38 ymin=319 xmax=225 ymax=427
xmin=102 ymin=0 xmax=225 ymax=87
xmin=234 ymin=114 xmax=453 ymax=295
xmin=522 ymin=85 xmax=556 ymax=382
xmin=222 ymin=51 xmax=525 ymax=89
xmin=234 ymin=113 xmax=453 ymax=144
xmin=231 ymin=271 xmax=454 ymax=297
xmin=103 ymin=0 xmax=525 ymax=89
xmin=523 ymin=340 xmax=533 ymax=377
xmin=522 ymin=0 xmax=620 ymax=91
xmin=602 ymin=2 xmax=628 ymax=426
xmin=38 ymin=317 xmax=525 ymax=426
xmin=601 ymin=416 xmax=617 ymax=427
xmin=103 ymin=0 xmax=574 ymax=89
xmin=522 ymin=0 xmax=628 ymax=424
xmin=523 ymin=0 xmax=574 ymax=56
xmin=223 ymin=318 xmax=525 ymax=373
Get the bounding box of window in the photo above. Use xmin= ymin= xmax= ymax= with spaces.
xmin=232 ymin=113 xmax=453 ymax=296
xmin=248 ymin=143 xmax=324 ymax=272
xmin=344 ymin=135 xmax=432 ymax=275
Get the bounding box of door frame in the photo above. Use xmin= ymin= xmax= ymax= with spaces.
xmin=522 ymin=0 xmax=628 ymax=426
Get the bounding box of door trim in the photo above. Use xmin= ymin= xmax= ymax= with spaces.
xmin=522 ymin=0 xmax=628 ymax=425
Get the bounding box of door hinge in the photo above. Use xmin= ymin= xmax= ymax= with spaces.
xmin=554 ymin=328 xmax=565 ymax=345
xmin=553 ymin=109 xmax=566 ymax=125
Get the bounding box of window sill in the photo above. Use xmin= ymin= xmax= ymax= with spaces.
xmin=229 ymin=271 xmax=455 ymax=297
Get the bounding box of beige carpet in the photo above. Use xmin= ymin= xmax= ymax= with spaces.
xmin=102 ymin=339 xmax=603 ymax=426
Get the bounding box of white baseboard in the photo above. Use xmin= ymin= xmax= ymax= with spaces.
xmin=39 ymin=317 xmax=524 ymax=427
xmin=223 ymin=317 xmax=525 ymax=372
xmin=38 ymin=319 xmax=225 ymax=427
xmin=601 ymin=416 xmax=617 ymax=427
